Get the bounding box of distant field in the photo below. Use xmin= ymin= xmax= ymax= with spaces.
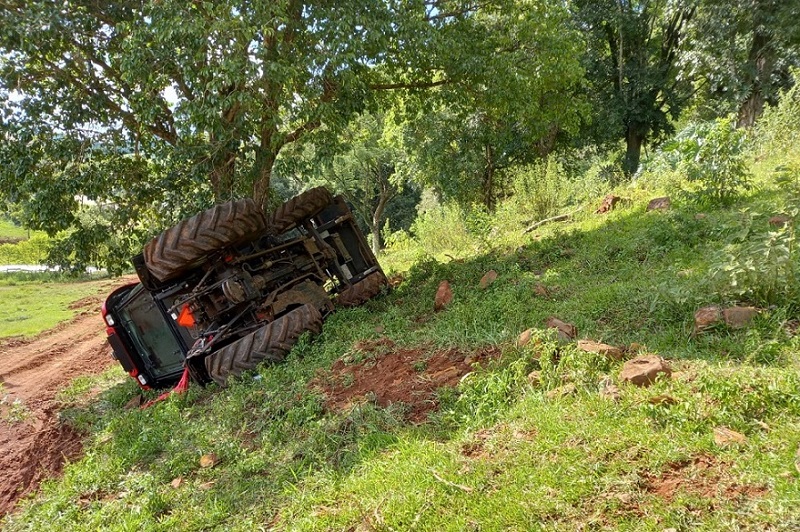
xmin=0 ymin=276 xmax=118 ymax=339
xmin=0 ymin=218 xmax=30 ymax=242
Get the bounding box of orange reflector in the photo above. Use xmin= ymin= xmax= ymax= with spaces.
xmin=177 ymin=304 xmax=195 ymax=327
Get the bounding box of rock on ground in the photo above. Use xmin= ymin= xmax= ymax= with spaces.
xmin=619 ymin=355 xmax=672 ymax=386
xmin=595 ymin=194 xmax=621 ymax=214
xmin=577 ymin=340 xmax=624 ymax=361
xmin=545 ymin=317 xmax=576 ymax=341
xmin=723 ymin=306 xmax=758 ymax=329
xmin=647 ymin=197 xmax=671 ymax=211
xmin=434 ymin=280 xmax=453 ymax=312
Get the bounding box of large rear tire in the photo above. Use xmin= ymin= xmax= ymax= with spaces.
xmin=337 ymin=271 xmax=387 ymax=307
xmin=204 ymin=304 xmax=323 ymax=386
xmin=267 ymin=187 xmax=333 ymax=234
xmin=143 ymin=199 xmax=267 ymax=282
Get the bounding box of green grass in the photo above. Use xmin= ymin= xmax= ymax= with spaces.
xmin=4 ymin=156 xmax=800 ymax=529
xmin=0 ymin=218 xmax=30 ymax=241
xmin=0 ymin=275 xmax=117 ymax=339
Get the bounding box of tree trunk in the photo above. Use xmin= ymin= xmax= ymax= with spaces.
xmin=623 ymin=126 xmax=645 ymax=177
xmin=209 ymin=144 xmax=237 ymax=202
xmin=252 ymin=151 xmax=276 ymax=212
xmin=371 ymin=189 xmax=390 ymax=256
xmin=737 ymin=29 xmax=772 ymax=128
xmin=482 ymin=144 xmax=495 ymax=212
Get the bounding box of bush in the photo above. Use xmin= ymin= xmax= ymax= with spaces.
xmin=669 ymin=116 xmax=752 ymax=206
xmin=708 ymin=214 xmax=799 ymax=308
xmin=0 ymin=234 xmax=51 ymax=264
xmin=506 ymin=156 xmax=566 ymax=222
xmin=755 ymin=73 xmax=800 ymax=156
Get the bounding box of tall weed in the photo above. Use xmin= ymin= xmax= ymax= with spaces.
xmin=505 ymin=156 xmax=566 ymax=221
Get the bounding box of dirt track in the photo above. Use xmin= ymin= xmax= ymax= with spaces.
xmin=0 ymin=277 xmax=136 ymax=516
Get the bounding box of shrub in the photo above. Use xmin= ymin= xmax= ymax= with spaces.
xmin=0 ymin=234 xmax=51 ymax=264
xmin=506 ymin=155 xmax=566 ymax=222
xmin=669 ymin=116 xmax=752 ymax=206
xmin=708 ymin=214 xmax=799 ymax=308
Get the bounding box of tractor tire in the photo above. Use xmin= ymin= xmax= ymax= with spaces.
xmin=143 ymin=199 xmax=267 ymax=282
xmin=337 ymin=271 xmax=387 ymax=307
xmin=267 ymin=187 xmax=333 ymax=234
xmin=204 ymin=304 xmax=322 ymax=387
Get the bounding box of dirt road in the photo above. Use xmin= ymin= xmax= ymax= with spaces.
xmin=0 ymin=277 xmax=136 ymax=516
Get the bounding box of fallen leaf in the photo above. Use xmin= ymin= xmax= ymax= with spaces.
xmin=516 ymin=328 xmax=534 ymax=348
xmin=546 ymin=383 xmax=576 ymax=399
xmin=199 ymin=453 xmax=219 ymax=468
xmin=479 ymin=270 xmax=498 ymax=289
xmin=199 ymin=481 xmax=216 ymax=490
xmin=648 ymin=394 xmax=678 ymax=406
xmin=170 ymin=477 xmax=183 ymax=489
xmin=713 ymin=427 xmax=747 ymax=446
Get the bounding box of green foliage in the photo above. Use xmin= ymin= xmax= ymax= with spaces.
xmin=572 ymin=0 xmax=696 ymax=175
xmin=669 ymin=116 xmax=752 ymax=206
xmin=685 ymin=0 xmax=800 ymax=123
xmin=0 ymin=234 xmax=50 ymax=265
xmin=708 ymin=213 xmax=799 ymax=308
xmin=756 ymin=74 xmax=800 ymax=155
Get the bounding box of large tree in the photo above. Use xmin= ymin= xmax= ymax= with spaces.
xmin=402 ymin=1 xmax=587 ymax=211
xmin=685 ymin=0 xmax=800 ymax=126
xmin=0 ymin=0 xmax=559 ymax=211
xmin=572 ymin=0 xmax=696 ymax=176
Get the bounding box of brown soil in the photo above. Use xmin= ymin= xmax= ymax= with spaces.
xmin=315 ymin=338 xmax=501 ymax=422
xmin=643 ymin=454 xmax=768 ymax=502
xmin=0 ymin=276 xmax=136 ymax=516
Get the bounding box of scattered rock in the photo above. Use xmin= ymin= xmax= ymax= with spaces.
xmin=713 ymin=427 xmax=747 ymax=447
xmin=768 ymin=214 xmax=791 ymax=228
xmin=545 ymin=317 xmax=577 ymax=341
xmin=516 ymin=328 xmax=534 ymax=348
xmin=723 ymin=306 xmax=758 ymax=329
xmin=576 ymin=340 xmax=624 ymax=361
xmin=546 ymin=383 xmax=577 ymax=399
xmin=123 ymin=394 xmax=144 ymax=410
xmin=170 ymin=477 xmax=184 ymax=489
xmin=199 ymin=453 xmax=219 ymax=468
xmin=619 ymin=355 xmax=672 ymax=387
xmin=434 ymin=280 xmax=453 ymax=312
xmin=533 ymin=283 xmax=550 ymax=297
xmin=595 ymin=194 xmax=621 ymax=214
xmin=479 ymin=270 xmax=498 ymax=289
xmin=527 ymin=371 xmax=542 ymax=387
xmin=648 ymin=394 xmax=678 ymax=406
xmin=694 ymin=305 xmax=722 ymax=334
xmin=646 ymin=196 xmax=671 ymax=211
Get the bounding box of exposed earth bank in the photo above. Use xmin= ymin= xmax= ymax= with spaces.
xmin=0 ymin=277 xmax=136 ymax=515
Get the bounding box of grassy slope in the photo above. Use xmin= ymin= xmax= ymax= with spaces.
xmin=4 ymin=177 xmax=800 ymax=530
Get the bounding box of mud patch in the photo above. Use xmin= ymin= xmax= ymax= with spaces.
xmin=0 ymin=275 xmax=135 ymax=515
xmin=0 ymin=416 xmax=83 ymax=515
xmin=643 ymin=454 xmax=768 ymax=502
xmin=316 ymin=341 xmax=501 ymax=422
